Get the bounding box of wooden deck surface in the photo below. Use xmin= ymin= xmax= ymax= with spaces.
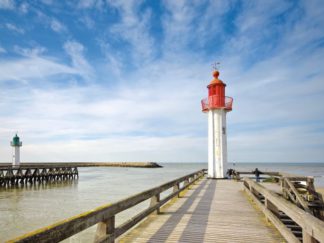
xmin=120 ymin=178 xmax=285 ymax=242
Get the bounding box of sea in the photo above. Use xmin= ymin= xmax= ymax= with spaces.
xmin=0 ymin=162 xmax=323 ymax=242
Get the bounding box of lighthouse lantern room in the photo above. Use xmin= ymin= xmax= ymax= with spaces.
xmin=201 ymin=70 xmax=233 ymax=178
xmin=11 ymin=134 xmax=22 ymax=167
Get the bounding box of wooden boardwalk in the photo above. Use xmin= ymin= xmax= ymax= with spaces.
xmin=121 ymin=179 xmax=285 ymax=242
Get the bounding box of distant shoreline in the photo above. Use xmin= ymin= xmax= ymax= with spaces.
xmin=0 ymin=162 xmax=162 ymax=168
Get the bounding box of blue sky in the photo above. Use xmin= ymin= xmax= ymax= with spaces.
xmin=0 ymin=0 xmax=324 ymax=163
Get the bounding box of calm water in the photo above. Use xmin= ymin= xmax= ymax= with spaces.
xmin=0 ymin=162 xmax=323 ymax=242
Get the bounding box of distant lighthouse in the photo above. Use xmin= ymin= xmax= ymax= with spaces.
xmin=11 ymin=134 xmax=22 ymax=167
xmin=201 ymin=70 xmax=233 ymax=178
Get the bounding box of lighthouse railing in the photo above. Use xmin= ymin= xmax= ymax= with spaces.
xmin=201 ymin=96 xmax=233 ymax=111
xmin=201 ymin=98 xmax=209 ymax=112
xmin=225 ymin=96 xmax=233 ymax=110
xmin=10 ymin=141 xmax=22 ymax=146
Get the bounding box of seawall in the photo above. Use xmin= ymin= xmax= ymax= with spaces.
xmin=0 ymin=162 xmax=162 ymax=168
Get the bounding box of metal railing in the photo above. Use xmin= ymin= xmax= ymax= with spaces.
xmin=8 ymin=169 xmax=206 ymax=243
xmin=201 ymin=95 xmax=233 ymax=112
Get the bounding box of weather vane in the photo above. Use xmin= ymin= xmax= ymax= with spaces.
xmin=212 ymin=62 xmax=220 ymax=71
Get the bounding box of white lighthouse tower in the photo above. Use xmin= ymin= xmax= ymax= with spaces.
xmin=11 ymin=134 xmax=22 ymax=167
xmin=201 ymin=70 xmax=233 ymax=178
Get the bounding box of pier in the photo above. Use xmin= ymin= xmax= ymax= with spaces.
xmin=121 ymin=179 xmax=284 ymax=242
xmin=7 ymin=170 xmax=324 ymax=243
xmin=0 ymin=162 xmax=161 ymax=187
xmin=0 ymin=162 xmax=162 ymax=168
xmin=0 ymin=166 xmax=78 ymax=187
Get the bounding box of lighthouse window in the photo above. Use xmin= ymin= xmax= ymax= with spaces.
xmin=222 ymin=127 xmax=226 ymax=134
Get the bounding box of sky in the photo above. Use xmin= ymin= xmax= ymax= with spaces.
xmin=0 ymin=0 xmax=324 ymax=163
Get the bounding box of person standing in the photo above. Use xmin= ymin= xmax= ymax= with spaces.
xmin=252 ymin=168 xmax=262 ymax=182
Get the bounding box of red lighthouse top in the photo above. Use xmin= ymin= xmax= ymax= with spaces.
xmin=201 ymin=70 xmax=233 ymax=112
xmin=209 ymin=70 xmax=224 ymax=85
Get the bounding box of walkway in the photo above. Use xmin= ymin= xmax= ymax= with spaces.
xmin=120 ymin=179 xmax=285 ymax=242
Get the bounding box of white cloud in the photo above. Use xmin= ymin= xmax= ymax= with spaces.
xmin=97 ymin=41 xmax=123 ymax=77
xmin=160 ymin=0 xmax=231 ymax=53
xmin=63 ymin=41 xmax=94 ymax=80
xmin=106 ymin=0 xmax=155 ymax=64
xmin=50 ymin=19 xmax=66 ymax=33
xmin=229 ymin=125 xmax=324 ymax=163
xmin=78 ymin=0 xmax=95 ymax=8
xmin=0 ymin=47 xmax=80 ymax=83
xmin=19 ymin=2 xmax=28 ymax=13
xmin=79 ymin=16 xmax=95 ymax=29
xmin=161 ymin=0 xmax=198 ymax=50
xmin=78 ymin=0 xmax=104 ymax=9
xmin=1 ymin=44 xmax=324 ymax=162
xmin=40 ymin=0 xmax=53 ymax=5
xmin=0 ymin=0 xmax=15 ymax=9
xmin=0 ymin=46 xmax=6 ymax=54
xmin=13 ymin=46 xmax=46 ymax=57
xmin=0 ymin=58 xmax=209 ymax=162
xmin=4 ymin=23 xmax=24 ymax=34
xmin=32 ymin=9 xmax=69 ymax=35
xmin=0 ymin=57 xmax=77 ymax=82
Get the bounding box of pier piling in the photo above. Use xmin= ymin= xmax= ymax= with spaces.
xmin=0 ymin=166 xmax=78 ymax=187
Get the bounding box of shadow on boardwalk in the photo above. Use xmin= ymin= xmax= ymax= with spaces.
xmin=148 ymin=179 xmax=216 ymax=242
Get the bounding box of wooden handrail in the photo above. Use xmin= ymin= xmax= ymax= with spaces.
xmin=282 ymin=177 xmax=312 ymax=213
xmin=8 ymin=169 xmax=205 ymax=243
xmin=244 ymin=178 xmax=324 ymax=243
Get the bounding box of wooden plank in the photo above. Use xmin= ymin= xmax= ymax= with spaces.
xmin=121 ymin=179 xmax=285 ymax=242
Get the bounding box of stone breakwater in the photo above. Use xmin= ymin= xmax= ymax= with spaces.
xmin=0 ymin=162 xmax=162 ymax=168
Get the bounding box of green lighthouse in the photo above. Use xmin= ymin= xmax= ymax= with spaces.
xmin=11 ymin=134 xmax=22 ymax=167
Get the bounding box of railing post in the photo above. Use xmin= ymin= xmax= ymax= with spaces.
xmin=306 ymin=177 xmax=315 ymax=194
xmin=265 ymin=198 xmax=279 ymax=218
xmin=302 ymin=229 xmax=316 ymax=243
xmin=281 ymin=178 xmax=288 ymax=199
xmin=95 ymin=216 xmax=115 ymax=243
xmin=184 ymin=178 xmax=189 ymax=187
xmin=150 ymin=193 xmax=160 ymax=214
xmin=173 ymin=183 xmax=180 ymax=197
xmin=200 ymin=170 xmax=204 ymax=177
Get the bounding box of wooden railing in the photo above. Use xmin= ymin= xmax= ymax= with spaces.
xmin=281 ymin=177 xmax=312 ymax=213
xmin=244 ymin=178 xmax=324 ymax=243
xmin=230 ymin=171 xmax=281 ymax=181
xmin=8 ymin=169 xmax=205 ymax=243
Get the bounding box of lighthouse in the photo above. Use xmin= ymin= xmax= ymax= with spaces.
xmin=11 ymin=134 xmax=22 ymax=167
xmin=201 ymin=70 xmax=233 ymax=178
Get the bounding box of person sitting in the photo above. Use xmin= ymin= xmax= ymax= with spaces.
xmin=226 ymin=168 xmax=234 ymax=179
